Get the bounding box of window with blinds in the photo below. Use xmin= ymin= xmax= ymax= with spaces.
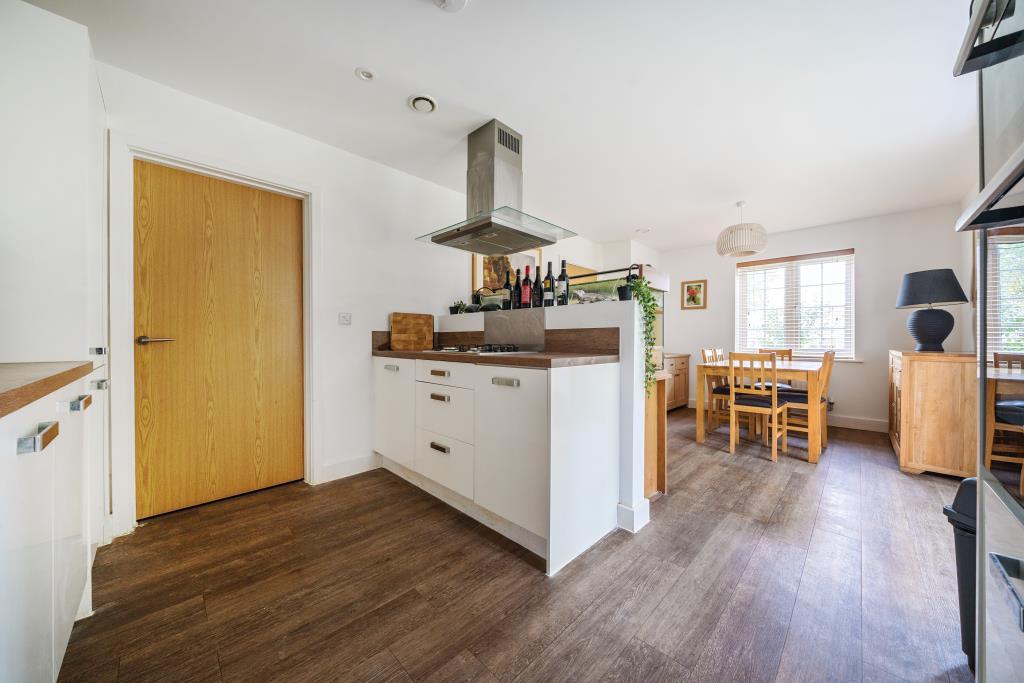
xmin=735 ymin=249 xmax=855 ymax=359
xmin=987 ymin=232 xmax=1024 ymax=355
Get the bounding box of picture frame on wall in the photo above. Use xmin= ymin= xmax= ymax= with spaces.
xmin=472 ymin=250 xmax=543 ymax=292
xmin=681 ymin=279 xmax=707 ymax=310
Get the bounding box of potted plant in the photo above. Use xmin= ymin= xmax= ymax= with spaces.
xmin=449 ymin=300 xmax=467 ymax=315
xmin=630 ymin=276 xmax=658 ymax=394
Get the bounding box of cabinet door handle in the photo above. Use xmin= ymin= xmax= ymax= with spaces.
xmin=429 ymin=442 xmax=451 ymax=454
xmin=17 ymin=421 xmax=59 ymax=454
xmin=71 ymin=394 xmax=93 ymax=412
xmin=429 ymin=393 xmax=450 ymax=402
xmin=430 ymin=369 xmax=450 ymax=377
xmin=384 ymin=364 xmax=400 ymax=372
xmin=491 ymin=377 xmax=520 ymax=387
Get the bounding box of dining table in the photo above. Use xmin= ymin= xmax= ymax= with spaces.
xmin=695 ymin=358 xmax=827 ymax=463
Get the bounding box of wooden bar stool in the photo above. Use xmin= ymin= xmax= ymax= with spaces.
xmin=728 ymin=352 xmax=788 ymax=461
xmin=987 ymin=352 xmax=1024 ymax=496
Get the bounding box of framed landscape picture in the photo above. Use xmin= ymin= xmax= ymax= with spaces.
xmin=681 ymin=279 xmax=707 ymax=310
xmin=472 ymin=250 xmax=542 ymax=292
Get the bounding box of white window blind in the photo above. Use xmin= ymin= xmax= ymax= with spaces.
xmin=987 ymin=233 xmax=1024 ymax=356
xmin=735 ymin=249 xmax=855 ymax=359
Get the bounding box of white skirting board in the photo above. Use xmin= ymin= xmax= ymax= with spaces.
xmin=380 ymin=456 xmax=548 ymax=560
xmin=314 ymin=453 xmax=382 ymax=485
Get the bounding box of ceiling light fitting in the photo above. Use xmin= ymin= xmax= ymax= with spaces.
xmin=715 ymin=201 xmax=767 ymax=257
xmin=354 ymin=67 xmax=375 ymax=81
xmin=434 ymin=0 xmax=469 ymax=12
xmin=408 ymin=94 xmax=437 ymax=113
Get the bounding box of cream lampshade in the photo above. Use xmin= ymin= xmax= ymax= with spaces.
xmin=716 ymin=201 xmax=767 ymax=257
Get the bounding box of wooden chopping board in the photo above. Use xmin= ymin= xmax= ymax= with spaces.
xmin=389 ymin=313 xmax=434 ymax=351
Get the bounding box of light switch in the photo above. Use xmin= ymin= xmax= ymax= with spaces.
xmin=338 ymin=312 xmax=352 ymax=326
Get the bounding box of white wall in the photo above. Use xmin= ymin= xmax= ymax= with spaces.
xmin=0 ymin=0 xmax=105 ymax=361
xmin=98 ymin=63 xmax=472 ymax=512
xmin=661 ymin=204 xmax=974 ymax=431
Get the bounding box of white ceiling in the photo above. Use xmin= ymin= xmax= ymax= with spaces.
xmin=33 ymin=0 xmax=977 ymax=249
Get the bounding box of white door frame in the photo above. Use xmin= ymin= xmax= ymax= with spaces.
xmin=107 ymin=129 xmax=322 ymax=538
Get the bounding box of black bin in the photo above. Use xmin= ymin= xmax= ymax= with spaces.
xmin=942 ymin=477 xmax=976 ymax=673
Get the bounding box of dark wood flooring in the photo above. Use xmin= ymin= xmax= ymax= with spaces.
xmin=59 ymin=410 xmax=973 ymax=682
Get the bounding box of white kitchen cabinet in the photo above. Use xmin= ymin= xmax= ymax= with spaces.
xmin=0 ymin=374 xmax=94 ymax=682
xmin=415 ymin=359 xmax=475 ymax=390
xmin=414 ymin=428 xmax=474 ymax=499
xmin=473 ymin=365 xmax=550 ymax=538
xmin=415 ymin=382 xmax=475 ymax=446
xmin=372 ymin=357 xmax=415 ymax=468
xmin=0 ymin=391 xmax=57 ymax=682
xmin=52 ymin=380 xmax=91 ymax=674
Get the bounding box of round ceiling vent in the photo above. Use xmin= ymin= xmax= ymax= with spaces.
xmin=408 ymin=95 xmax=437 ymax=113
xmin=434 ymin=0 xmax=469 ymax=12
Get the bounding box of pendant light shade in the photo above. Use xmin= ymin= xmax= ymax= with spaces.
xmin=716 ymin=201 xmax=768 ymax=257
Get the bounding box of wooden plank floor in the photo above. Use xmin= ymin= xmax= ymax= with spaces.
xmin=59 ymin=410 xmax=973 ymax=682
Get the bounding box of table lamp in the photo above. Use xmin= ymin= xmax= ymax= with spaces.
xmin=896 ymin=268 xmax=968 ymax=352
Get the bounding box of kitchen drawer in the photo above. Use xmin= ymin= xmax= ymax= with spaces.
xmin=416 ymin=382 xmax=474 ymax=444
xmin=414 ymin=428 xmax=474 ymax=499
xmin=416 ymin=360 xmax=475 ymax=390
xmin=665 ymin=357 xmax=677 ymax=373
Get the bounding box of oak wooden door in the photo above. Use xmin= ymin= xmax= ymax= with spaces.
xmin=133 ymin=160 xmax=303 ymax=519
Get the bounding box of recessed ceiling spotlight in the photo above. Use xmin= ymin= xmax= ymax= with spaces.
xmin=408 ymin=94 xmax=437 ymax=113
xmin=354 ymin=67 xmax=375 ymax=81
xmin=635 ymin=228 xmax=651 ymax=234
xmin=434 ymin=0 xmax=469 ymax=12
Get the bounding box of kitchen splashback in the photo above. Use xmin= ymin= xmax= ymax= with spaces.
xmin=483 ymin=308 xmax=545 ymax=351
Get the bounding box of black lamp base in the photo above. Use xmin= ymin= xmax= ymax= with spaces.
xmin=906 ymin=308 xmax=954 ymax=352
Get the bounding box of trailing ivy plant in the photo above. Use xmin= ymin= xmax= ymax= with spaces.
xmin=631 ymin=276 xmax=658 ymax=394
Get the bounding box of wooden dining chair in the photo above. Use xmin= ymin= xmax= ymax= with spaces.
xmin=758 ymin=348 xmax=793 ymax=360
xmin=780 ymin=351 xmax=835 ymax=452
xmin=987 ymin=352 xmax=1024 ymax=496
xmin=728 ymin=352 xmax=788 ymax=461
xmin=701 ymin=348 xmax=730 ymax=432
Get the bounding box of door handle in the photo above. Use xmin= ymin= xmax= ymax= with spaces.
xmin=384 ymin=364 xmax=400 ymax=372
xmin=136 ymin=335 xmax=175 ymax=345
xmin=491 ymin=377 xmax=520 ymax=387
xmin=17 ymin=421 xmax=59 ymax=454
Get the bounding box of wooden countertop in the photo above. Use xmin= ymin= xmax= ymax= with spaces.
xmin=373 ymin=349 xmax=619 ymax=368
xmin=0 ymin=361 xmax=94 ymax=419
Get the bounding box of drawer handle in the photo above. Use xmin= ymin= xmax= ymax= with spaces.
xmin=491 ymin=377 xmax=520 ymax=388
xmin=384 ymin=364 xmax=400 ymax=372
xmin=71 ymin=394 xmax=93 ymax=412
xmin=430 ymin=441 xmax=451 ymax=454
xmin=17 ymin=421 xmax=59 ymax=454
xmin=430 ymin=369 xmax=451 ymax=377
xmin=91 ymin=379 xmax=109 ymax=390
xmin=429 ymin=393 xmax=451 ymax=402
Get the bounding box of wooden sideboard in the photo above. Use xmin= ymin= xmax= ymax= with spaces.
xmin=664 ymin=353 xmax=690 ymax=411
xmin=888 ymin=350 xmax=977 ymax=477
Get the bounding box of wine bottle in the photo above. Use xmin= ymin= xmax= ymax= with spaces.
xmin=533 ymin=264 xmax=544 ymax=308
xmin=520 ymin=265 xmax=533 ymax=308
xmin=512 ymin=268 xmax=522 ymax=310
xmin=502 ymin=269 xmax=513 ymax=310
xmin=556 ymin=259 xmax=569 ymax=305
xmin=543 ymin=261 xmax=555 ymax=307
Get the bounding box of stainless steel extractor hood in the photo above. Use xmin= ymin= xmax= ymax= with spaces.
xmin=417 ymin=119 xmax=576 ymax=255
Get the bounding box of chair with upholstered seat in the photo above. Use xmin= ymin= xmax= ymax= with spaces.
xmin=728 ymin=352 xmax=788 ymax=461
xmin=780 ymin=350 xmax=835 ymax=452
xmin=756 ymin=348 xmax=794 ymax=390
xmin=986 ymin=352 xmax=1024 ymax=496
xmin=701 ymin=348 xmax=731 ymax=432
